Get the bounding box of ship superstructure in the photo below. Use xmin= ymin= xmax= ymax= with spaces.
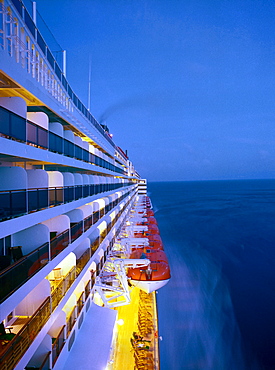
xmin=0 ymin=1 xmax=148 ymax=369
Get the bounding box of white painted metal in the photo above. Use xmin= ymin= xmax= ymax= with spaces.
xmin=93 ymin=258 xmax=150 ymax=308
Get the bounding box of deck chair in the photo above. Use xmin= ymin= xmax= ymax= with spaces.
xmin=0 ymin=322 xmax=16 ymax=344
xmin=9 ymin=246 xmax=23 ymax=262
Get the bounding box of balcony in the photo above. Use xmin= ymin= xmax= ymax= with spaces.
xmin=0 ymin=298 xmax=51 ymax=370
xmin=0 ymin=188 xmax=135 ymax=306
xmin=50 ymin=230 xmax=70 ymax=259
xmin=50 ymin=267 xmax=76 ymax=312
xmin=0 ymin=105 xmax=128 ymax=175
xmin=0 ymin=183 xmax=133 ymax=222
xmin=0 ymin=242 xmax=49 ymax=303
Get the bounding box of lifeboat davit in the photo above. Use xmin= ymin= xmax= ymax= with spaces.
xmin=135 ymin=216 xmax=157 ymax=226
xmin=134 ymin=224 xmax=159 ymax=237
xmin=127 ymin=249 xmax=170 ymax=293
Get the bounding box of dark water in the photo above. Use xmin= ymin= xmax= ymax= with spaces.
xmin=148 ymin=180 xmax=275 ymax=370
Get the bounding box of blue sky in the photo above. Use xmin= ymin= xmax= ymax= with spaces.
xmin=35 ymin=0 xmax=275 ymax=181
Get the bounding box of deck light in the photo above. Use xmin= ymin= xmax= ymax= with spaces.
xmin=117 ymin=319 xmax=124 ymax=326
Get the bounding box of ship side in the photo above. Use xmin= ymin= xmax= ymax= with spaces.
xmin=0 ymin=2 xmax=170 ymax=369
xmin=0 ymin=1 xmax=146 ymax=369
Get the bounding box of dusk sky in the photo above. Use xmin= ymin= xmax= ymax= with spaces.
xmin=34 ymin=0 xmax=274 ymax=181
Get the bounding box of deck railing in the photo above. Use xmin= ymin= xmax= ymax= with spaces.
xmin=85 ymin=280 xmax=91 ymax=300
xmin=77 ymin=292 xmax=84 ymax=315
xmin=84 ymin=214 xmax=93 ymax=232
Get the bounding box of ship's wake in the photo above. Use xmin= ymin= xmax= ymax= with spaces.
xmin=157 ymin=241 xmax=260 ymax=370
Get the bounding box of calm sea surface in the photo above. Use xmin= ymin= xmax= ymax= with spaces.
xmin=148 ymin=180 xmax=275 ymax=370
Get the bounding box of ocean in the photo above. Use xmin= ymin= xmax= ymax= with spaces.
xmin=148 ymin=180 xmax=275 ymax=370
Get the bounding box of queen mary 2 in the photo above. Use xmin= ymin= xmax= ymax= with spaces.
xmin=0 ymin=1 xmax=170 ymax=369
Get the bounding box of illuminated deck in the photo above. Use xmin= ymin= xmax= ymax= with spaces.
xmin=111 ymin=288 xmax=160 ymax=370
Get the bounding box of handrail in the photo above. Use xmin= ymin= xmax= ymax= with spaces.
xmin=39 ymin=351 xmax=51 ymax=370
xmin=51 ymin=266 xmax=76 ymax=312
xmin=52 ymin=325 xmax=66 ymax=346
xmin=0 ymin=242 xmax=49 ymax=303
xmin=52 ymin=325 xmax=66 ymax=366
xmin=0 ymin=242 xmax=49 ymax=277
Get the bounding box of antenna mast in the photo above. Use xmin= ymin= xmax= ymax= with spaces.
xmin=88 ymin=56 xmax=91 ymax=111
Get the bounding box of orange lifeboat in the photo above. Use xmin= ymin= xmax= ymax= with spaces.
xmin=127 ymin=248 xmax=170 ymax=293
xmin=148 ymin=234 xmax=163 ymax=250
xmin=146 ymin=209 xmax=154 ymax=217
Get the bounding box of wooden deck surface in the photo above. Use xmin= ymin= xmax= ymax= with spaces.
xmin=111 ymin=288 xmax=159 ymax=370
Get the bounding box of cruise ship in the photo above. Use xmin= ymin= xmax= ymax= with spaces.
xmin=0 ymin=1 xmax=170 ymax=369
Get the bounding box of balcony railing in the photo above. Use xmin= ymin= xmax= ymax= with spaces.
xmin=84 ymin=214 xmax=93 ymax=232
xmin=0 ymin=297 xmax=51 ymax=370
xmin=0 ymin=105 xmax=127 ymax=175
xmin=0 ymin=189 xmax=135 ymax=303
xmin=0 ymin=242 xmax=49 ymax=303
xmin=66 ymin=307 xmax=76 ymax=337
xmin=70 ymin=221 xmax=83 ymax=244
xmin=52 ymin=325 xmax=65 ymax=367
xmin=0 ymin=192 xmax=137 ymax=369
xmin=38 ymin=351 xmax=51 ymax=370
xmin=50 ymin=230 xmax=69 ymax=259
xmin=76 ymin=249 xmax=90 ymax=277
xmin=77 ymin=292 xmax=84 ymax=315
xmin=0 ymin=183 xmax=133 ymax=221
xmin=85 ymin=280 xmax=91 ymax=299
xmin=51 ymin=267 xmax=76 ymax=312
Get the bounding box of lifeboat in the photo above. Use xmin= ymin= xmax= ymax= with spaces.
xmin=146 ymin=209 xmax=154 ymax=217
xmin=127 ymin=248 xmax=170 ymax=293
xmin=148 ymin=234 xmax=163 ymax=250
